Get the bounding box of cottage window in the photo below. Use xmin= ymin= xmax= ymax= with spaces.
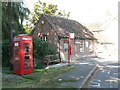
xmin=40 ymin=36 xmax=47 ymax=41
xmin=64 ymin=43 xmax=68 ymax=52
xmin=89 ymin=40 xmax=93 ymax=52
xmin=85 ymin=41 xmax=89 ymax=47
xmin=80 ymin=40 xmax=84 ymax=52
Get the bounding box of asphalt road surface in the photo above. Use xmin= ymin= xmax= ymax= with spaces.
xmin=88 ymin=50 xmax=119 ymax=88
xmin=89 ymin=63 xmax=119 ymax=88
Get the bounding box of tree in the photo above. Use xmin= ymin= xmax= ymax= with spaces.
xmin=8 ymin=0 xmax=13 ymax=71
xmin=24 ymin=0 xmax=70 ymax=34
xmin=2 ymin=2 xmax=30 ymax=40
xmin=2 ymin=2 xmax=30 ymax=67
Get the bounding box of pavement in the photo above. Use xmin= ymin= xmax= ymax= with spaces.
xmin=47 ymin=57 xmax=100 ymax=88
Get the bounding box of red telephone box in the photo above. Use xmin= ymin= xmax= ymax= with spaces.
xmin=13 ymin=34 xmax=33 ymax=75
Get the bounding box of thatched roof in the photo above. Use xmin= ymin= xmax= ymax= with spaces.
xmin=32 ymin=14 xmax=96 ymax=40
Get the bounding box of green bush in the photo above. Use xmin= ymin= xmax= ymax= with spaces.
xmin=2 ymin=37 xmax=57 ymax=68
xmin=33 ymin=37 xmax=57 ymax=69
xmin=33 ymin=37 xmax=57 ymax=59
xmin=2 ymin=39 xmax=10 ymax=67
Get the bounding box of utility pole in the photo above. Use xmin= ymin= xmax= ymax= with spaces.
xmin=8 ymin=0 xmax=13 ymax=71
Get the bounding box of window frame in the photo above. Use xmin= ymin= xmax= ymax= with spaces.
xmin=80 ymin=40 xmax=85 ymax=52
xmin=40 ymin=36 xmax=47 ymax=41
xmin=63 ymin=43 xmax=68 ymax=52
xmin=89 ymin=40 xmax=93 ymax=52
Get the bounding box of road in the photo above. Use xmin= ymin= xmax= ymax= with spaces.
xmin=87 ymin=50 xmax=120 ymax=88
xmin=89 ymin=62 xmax=119 ymax=88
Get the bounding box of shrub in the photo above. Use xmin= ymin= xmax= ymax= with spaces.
xmin=2 ymin=39 xmax=10 ymax=67
xmin=2 ymin=37 xmax=57 ymax=68
xmin=33 ymin=37 xmax=57 ymax=69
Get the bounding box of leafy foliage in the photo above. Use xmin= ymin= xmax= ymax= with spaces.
xmin=2 ymin=2 xmax=30 ymax=67
xmin=24 ymin=0 xmax=70 ymax=34
xmin=33 ymin=37 xmax=57 ymax=59
xmin=2 ymin=40 xmax=10 ymax=67
xmin=33 ymin=37 xmax=57 ymax=68
xmin=2 ymin=1 xmax=69 ymax=67
xmin=2 ymin=2 xmax=30 ymax=40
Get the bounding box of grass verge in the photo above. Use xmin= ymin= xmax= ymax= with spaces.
xmin=2 ymin=65 xmax=75 ymax=88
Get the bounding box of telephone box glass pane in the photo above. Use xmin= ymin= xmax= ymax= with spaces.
xmin=24 ymin=63 xmax=30 ymax=70
xmin=25 ymin=56 xmax=30 ymax=59
xmin=25 ymin=67 xmax=30 ymax=69
xmin=15 ymin=46 xmax=19 ymax=52
xmin=25 ymin=47 xmax=29 ymax=49
xmin=25 ymin=53 xmax=30 ymax=55
xmin=16 ymin=67 xmax=19 ymax=70
xmin=25 ymin=60 xmax=30 ymax=62
xmin=15 ymin=49 xmax=19 ymax=52
xmin=24 ymin=47 xmax=30 ymax=52
xmin=15 ymin=53 xmax=19 ymax=57
xmin=25 ymin=49 xmax=30 ymax=52
xmin=15 ymin=60 xmax=19 ymax=63
xmin=24 ymin=43 xmax=29 ymax=45
xmin=15 ymin=63 xmax=19 ymax=70
xmin=24 ymin=63 xmax=30 ymax=66
xmin=15 ymin=53 xmax=18 ymax=56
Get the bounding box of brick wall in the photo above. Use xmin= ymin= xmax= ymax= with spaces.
xmin=60 ymin=38 xmax=97 ymax=62
xmin=32 ymin=16 xmax=97 ymax=62
xmin=33 ymin=16 xmax=60 ymax=52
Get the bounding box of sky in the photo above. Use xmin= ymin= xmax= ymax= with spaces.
xmin=24 ymin=0 xmax=119 ymax=23
xmin=24 ymin=0 xmax=119 ymax=45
